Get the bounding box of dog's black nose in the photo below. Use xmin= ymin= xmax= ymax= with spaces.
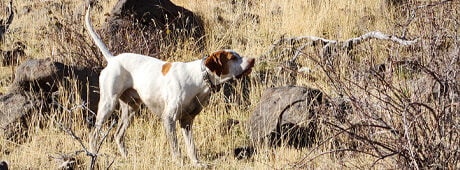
xmin=247 ymin=58 xmax=255 ymax=67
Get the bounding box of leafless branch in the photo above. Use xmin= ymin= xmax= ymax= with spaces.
xmin=401 ymin=0 xmax=454 ymax=38
xmin=261 ymin=31 xmax=418 ymax=63
xmin=259 ymin=34 xmax=286 ymax=60
xmin=325 ymin=121 xmax=401 ymax=158
xmin=370 ymin=152 xmax=399 ymax=168
xmin=106 ymin=156 xmax=116 ymax=170
xmin=55 ymin=121 xmax=94 ymax=157
xmin=293 ymin=128 xmax=347 ymax=167
xmin=51 ymin=97 xmax=116 ymax=169
xmin=97 ymin=120 xmax=116 ymax=153
xmin=278 ymin=1 xmax=458 ymax=168
xmin=290 ymin=42 xmax=313 ymax=62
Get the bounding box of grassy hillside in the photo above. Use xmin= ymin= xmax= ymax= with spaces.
xmin=1 ymin=0 xmax=459 ymax=169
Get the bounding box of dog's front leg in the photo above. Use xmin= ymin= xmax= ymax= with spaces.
xmin=179 ymin=118 xmax=207 ymax=167
xmin=163 ymin=115 xmax=182 ymax=165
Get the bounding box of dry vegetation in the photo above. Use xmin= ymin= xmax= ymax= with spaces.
xmin=0 ymin=0 xmax=459 ymax=169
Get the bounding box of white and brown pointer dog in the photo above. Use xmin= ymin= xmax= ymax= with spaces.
xmin=85 ymin=5 xmax=255 ymax=167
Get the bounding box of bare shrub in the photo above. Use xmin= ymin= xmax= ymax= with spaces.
xmin=44 ymin=2 xmax=102 ymax=68
xmin=266 ymin=1 xmax=460 ymax=169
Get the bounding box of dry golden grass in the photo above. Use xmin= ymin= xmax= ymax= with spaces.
xmin=1 ymin=0 xmax=458 ymax=169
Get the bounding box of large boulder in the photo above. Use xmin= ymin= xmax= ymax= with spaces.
xmin=0 ymin=161 xmax=8 ymax=170
xmin=9 ymin=58 xmax=100 ymax=111
xmin=9 ymin=58 xmax=66 ymax=92
xmin=0 ymin=58 xmax=100 ymax=140
xmin=103 ymin=0 xmax=205 ymax=57
xmin=248 ymin=86 xmax=324 ymax=148
xmin=0 ymin=92 xmax=47 ymax=141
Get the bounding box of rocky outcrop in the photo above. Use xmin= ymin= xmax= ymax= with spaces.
xmin=102 ymin=0 xmax=205 ymax=58
xmin=0 ymin=160 xmax=8 ymax=170
xmin=9 ymin=58 xmax=65 ymax=92
xmin=248 ymin=86 xmax=324 ymax=148
xmin=0 ymin=92 xmax=47 ymax=140
xmin=0 ymin=58 xmax=100 ymax=140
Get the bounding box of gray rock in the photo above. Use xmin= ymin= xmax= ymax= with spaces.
xmin=9 ymin=58 xmax=65 ymax=93
xmin=0 ymin=58 xmax=100 ymax=141
xmin=9 ymin=58 xmax=100 ymax=112
xmin=0 ymin=160 xmax=8 ymax=170
xmin=0 ymin=92 xmax=47 ymax=141
xmin=248 ymin=86 xmax=324 ymax=148
xmin=103 ymin=0 xmax=205 ymax=58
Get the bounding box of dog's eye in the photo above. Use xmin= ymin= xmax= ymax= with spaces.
xmin=231 ymin=55 xmax=239 ymax=61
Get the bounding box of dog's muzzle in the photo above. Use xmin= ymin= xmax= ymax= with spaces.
xmin=236 ymin=58 xmax=255 ymax=79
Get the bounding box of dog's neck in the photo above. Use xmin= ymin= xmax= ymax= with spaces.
xmin=201 ymin=64 xmax=220 ymax=93
xmin=186 ymin=58 xmax=230 ymax=94
xmin=200 ymin=58 xmax=223 ymax=93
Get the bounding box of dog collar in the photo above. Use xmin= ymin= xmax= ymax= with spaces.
xmin=201 ymin=56 xmax=221 ymax=93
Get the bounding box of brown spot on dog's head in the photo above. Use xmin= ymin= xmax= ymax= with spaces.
xmin=204 ymin=51 xmax=237 ymax=76
xmin=162 ymin=62 xmax=172 ymax=75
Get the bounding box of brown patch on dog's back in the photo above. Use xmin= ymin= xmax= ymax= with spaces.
xmin=204 ymin=51 xmax=237 ymax=76
xmin=162 ymin=62 xmax=172 ymax=75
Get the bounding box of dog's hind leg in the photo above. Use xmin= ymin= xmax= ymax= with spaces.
xmin=90 ymin=70 xmax=129 ymax=154
xmin=89 ymin=92 xmax=119 ymax=154
xmin=115 ymin=101 xmax=138 ymax=157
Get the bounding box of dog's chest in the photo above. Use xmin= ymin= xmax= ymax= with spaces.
xmin=177 ymin=92 xmax=211 ymax=119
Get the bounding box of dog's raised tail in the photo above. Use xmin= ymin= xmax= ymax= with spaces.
xmin=85 ymin=5 xmax=114 ymax=60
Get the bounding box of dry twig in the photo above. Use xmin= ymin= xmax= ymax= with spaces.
xmin=51 ymin=98 xmax=116 ymax=170
xmin=260 ymin=31 xmax=418 ymax=64
xmin=401 ymin=0 xmax=454 ymax=38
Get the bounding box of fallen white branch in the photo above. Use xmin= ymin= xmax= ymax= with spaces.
xmin=261 ymin=31 xmax=419 ymax=63
xmin=343 ymin=31 xmax=418 ymax=47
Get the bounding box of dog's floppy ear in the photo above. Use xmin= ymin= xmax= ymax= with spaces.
xmin=205 ymin=51 xmax=231 ymax=76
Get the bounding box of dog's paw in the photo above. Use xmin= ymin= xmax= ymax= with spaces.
xmin=192 ymin=161 xmax=209 ymax=168
xmin=172 ymin=157 xmax=184 ymax=167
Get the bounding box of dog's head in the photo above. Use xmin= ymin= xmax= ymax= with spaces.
xmin=204 ymin=50 xmax=255 ymax=82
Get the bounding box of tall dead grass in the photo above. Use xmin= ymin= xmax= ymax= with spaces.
xmin=0 ymin=0 xmax=458 ymax=169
